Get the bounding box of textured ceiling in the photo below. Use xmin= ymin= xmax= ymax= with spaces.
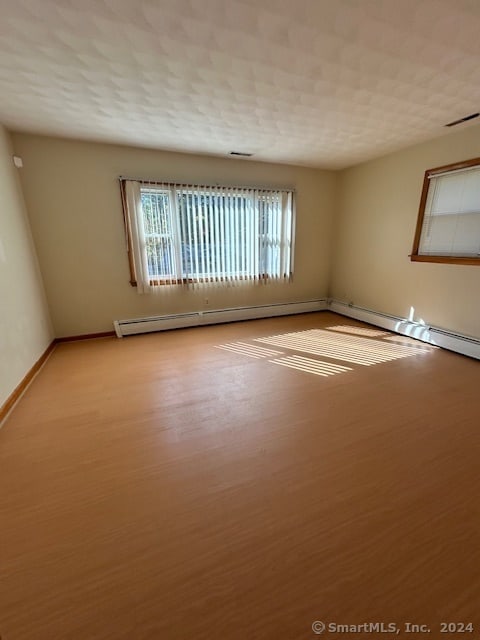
xmin=1 ymin=0 xmax=480 ymax=168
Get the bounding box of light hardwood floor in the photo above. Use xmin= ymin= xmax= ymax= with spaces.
xmin=1 ymin=312 xmax=479 ymax=639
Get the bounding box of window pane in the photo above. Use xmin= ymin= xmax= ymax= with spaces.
xmin=141 ymin=191 xmax=171 ymax=234
xmin=430 ymin=174 xmax=465 ymax=215
xmin=141 ymin=189 xmax=175 ymax=278
xmin=145 ymin=237 xmax=175 ymax=278
xmin=419 ymin=167 xmax=480 ymax=258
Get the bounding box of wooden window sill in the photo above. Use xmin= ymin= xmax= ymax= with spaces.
xmin=410 ymin=255 xmax=480 ymax=266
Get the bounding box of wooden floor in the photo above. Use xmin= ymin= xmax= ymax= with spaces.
xmin=1 ymin=312 xmax=479 ymax=639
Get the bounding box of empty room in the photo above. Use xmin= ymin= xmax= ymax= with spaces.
xmin=1 ymin=1 xmax=480 ymax=638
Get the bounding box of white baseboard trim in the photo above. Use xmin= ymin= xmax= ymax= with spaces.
xmin=115 ymin=299 xmax=328 ymax=337
xmin=329 ymin=300 xmax=480 ymax=360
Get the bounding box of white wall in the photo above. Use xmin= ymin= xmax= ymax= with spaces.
xmin=12 ymin=134 xmax=337 ymax=337
xmin=331 ymin=124 xmax=480 ymax=339
xmin=0 ymin=126 xmax=53 ymax=409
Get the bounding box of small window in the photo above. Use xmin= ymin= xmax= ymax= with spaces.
xmin=120 ymin=180 xmax=295 ymax=292
xmin=411 ymin=157 xmax=480 ymax=265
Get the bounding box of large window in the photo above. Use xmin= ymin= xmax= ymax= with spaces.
xmin=121 ymin=180 xmax=295 ymax=292
xmin=411 ymin=157 xmax=480 ymax=265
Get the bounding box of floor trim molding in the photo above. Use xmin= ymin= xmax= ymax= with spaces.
xmin=56 ymin=331 xmax=116 ymax=343
xmin=0 ymin=340 xmax=56 ymax=425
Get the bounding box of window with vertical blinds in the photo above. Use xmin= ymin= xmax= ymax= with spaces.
xmin=121 ymin=180 xmax=295 ymax=292
xmin=411 ymin=158 xmax=480 ymax=265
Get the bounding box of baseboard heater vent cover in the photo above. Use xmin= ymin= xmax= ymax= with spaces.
xmin=114 ymin=299 xmax=327 ymax=337
xmin=329 ymin=300 xmax=480 ymax=360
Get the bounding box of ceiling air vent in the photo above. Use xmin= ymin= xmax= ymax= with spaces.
xmin=229 ymin=151 xmax=253 ymax=157
xmin=445 ymin=113 xmax=479 ymax=127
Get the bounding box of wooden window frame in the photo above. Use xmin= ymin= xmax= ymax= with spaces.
xmin=410 ymin=157 xmax=480 ymax=266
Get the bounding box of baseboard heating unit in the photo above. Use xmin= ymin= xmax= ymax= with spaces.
xmin=329 ymin=300 xmax=480 ymax=361
xmin=114 ymin=299 xmax=327 ymax=337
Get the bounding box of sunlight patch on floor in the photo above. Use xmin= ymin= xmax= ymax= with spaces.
xmin=255 ymin=329 xmax=429 ymax=366
xmin=270 ymin=355 xmax=352 ymax=377
xmin=215 ymin=342 xmax=283 ymax=359
xmin=326 ymin=325 xmax=389 ymax=338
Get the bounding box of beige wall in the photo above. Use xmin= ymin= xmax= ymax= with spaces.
xmin=12 ymin=133 xmax=337 ymax=337
xmin=10 ymin=126 xmax=479 ymax=343
xmin=0 ymin=126 xmax=53 ymax=409
xmin=331 ymin=124 xmax=480 ymax=338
